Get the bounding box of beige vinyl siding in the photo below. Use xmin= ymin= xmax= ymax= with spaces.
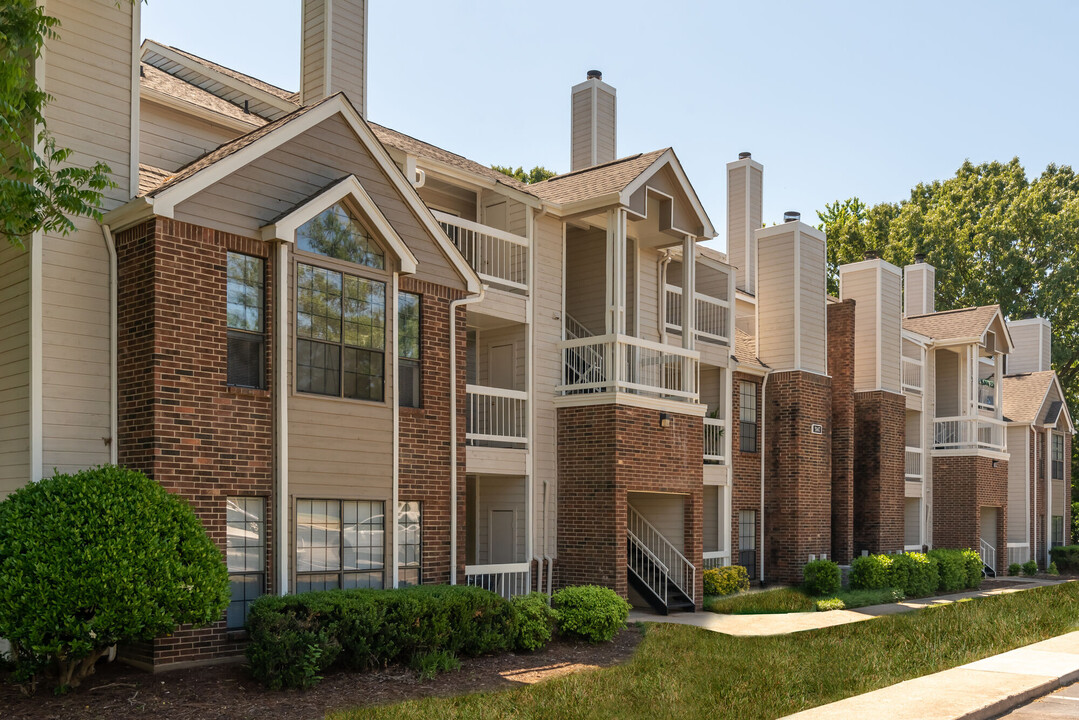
xmin=637 ymin=246 xmax=661 ymax=343
xmin=474 ymin=326 xmax=526 ymax=391
xmin=595 ymin=87 xmax=616 ymax=166
xmin=626 ymin=169 xmax=702 ymax=238
xmin=904 ymin=498 xmax=920 ymax=546
xmin=175 ymin=113 xmax=466 ymax=291
xmin=628 ymin=491 xmax=685 ymax=553
xmin=420 ymin=177 xmax=476 ymax=221
xmin=726 ymin=164 xmax=747 ymax=291
xmin=703 ymin=485 xmax=719 ymax=552
xmin=471 ymin=475 xmax=527 ymax=564
xmin=843 ymin=267 xmax=877 ymax=390
xmin=756 ymin=232 xmax=795 ymax=369
xmin=904 ymin=264 xmax=934 ymax=316
xmin=1006 ymin=320 xmax=1051 ymax=374
xmin=798 ymin=234 xmax=827 ymax=374
xmin=327 ymin=0 xmax=366 ymax=113
xmin=880 ymin=269 xmax=902 ymax=392
xmin=564 ymin=227 xmax=606 ymax=335
xmin=700 ymin=365 xmax=724 ymax=417
xmin=1007 ymin=426 xmax=1029 ymax=542
xmin=570 ymin=88 xmax=592 ymax=170
xmin=0 ymin=244 xmax=30 ymax=496
xmin=905 ymin=410 xmax=920 ymax=447
xmin=935 ymin=349 xmax=960 ymax=416
xmin=532 ymin=214 xmax=562 ymax=557
xmin=140 ymin=100 xmax=242 ymax=172
xmin=301 ymin=0 xmax=327 ymax=104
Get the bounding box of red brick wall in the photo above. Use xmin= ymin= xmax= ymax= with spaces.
xmin=397 ymin=276 xmax=467 ymax=585
xmin=116 ymin=218 xmax=275 ymax=668
xmin=763 ymin=371 xmax=832 ymax=584
xmin=932 ymin=455 xmax=1008 ymax=574
xmin=730 ymin=372 xmax=763 ymax=578
xmin=852 ymin=390 xmax=905 ymax=555
xmin=827 ymin=300 xmax=855 ymax=563
xmin=556 ymin=404 xmax=704 ymax=606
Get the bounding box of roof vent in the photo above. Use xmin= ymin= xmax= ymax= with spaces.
xmin=783 ymin=211 xmax=800 ymax=223
xmin=738 ymin=151 xmax=752 ymax=159
xmin=914 ymin=252 xmax=927 ymax=264
xmin=863 ymin=249 xmax=881 ymax=260
xmin=587 ymin=69 xmax=602 ymax=80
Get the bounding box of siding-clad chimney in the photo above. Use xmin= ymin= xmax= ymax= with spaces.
xmin=726 ymin=153 xmax=763 ymax=295
xmin=1006 ymin=317 xmax=1052 ymax=373
xmin=755 ymin=217 xmax=828 ymax=374
xmin=570 ymin=71 xmax=616 ymax=171
xmin=903 ymin=256 xmax=935 ymax=317
xmin=301 ymin=0 xmax=367 ymax=116
xmin=839 ymin=258 xmax=904 ymax=393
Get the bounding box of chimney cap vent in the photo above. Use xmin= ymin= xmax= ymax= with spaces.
xmin=864 ymin=249 xmax=881 ymax=260
xmin=586 ymin=69 xmax=603 ymax=80
xmin=738 ymin=151 xmax=752 ymax=159
xmin=913 ymin=252 xmax=927 ymax=264
xmin=783 ymin=210 xmax=801 ymax=223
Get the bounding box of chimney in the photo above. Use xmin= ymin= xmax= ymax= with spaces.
xmin=570 ymin=71 xmax=616 ymax=171
xmin=727 ymin=153 xmax=764 ymax=295
xmin=903 ymin=255 xmax=935 ymax=317
xmin=301 ymin=0 xmax=368 ymax=116
xmin=839 ymin=257 xmax=904 ymax=393
xmin=1005 ymin=317 xmax=1052 ymax=373
xmin=755 ymin=217 xmax=828 ymax=374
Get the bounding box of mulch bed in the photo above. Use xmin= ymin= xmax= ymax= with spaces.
xmin=1 ymin=627 xmax=642 ymax=720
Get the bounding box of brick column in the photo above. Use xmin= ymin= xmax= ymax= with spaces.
xmin=827 ymin=300 xmax=855 ymax=564
xmin=853 ymin=390 xmax=905 ymax=555
xmin=933 ymin=455 xmax=1008 ymax=574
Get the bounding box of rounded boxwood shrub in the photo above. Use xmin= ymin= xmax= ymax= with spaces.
xmin=1008 ymin=562 xmax=1023 ymax=577
xmin=552 ymin=585 xmax=629 ymax=643
xmin=511 ymin=592 xmax=556 ymax=651
xmin=0 ymin=466 xmax=229 ymax=691
xmin=802 ymin=559 xmax=840 ymax=596
xmin=850 ymin=554 xmax=893 ymax=590
xmin=704 ymin=565 xmax=750 ymax=596
xmin=889 ymin=552 xmax=937 ymax=597
xmin=928 ymin=549 xmax=965 ymax=591
xmin=1022 ymin=559 xmax=1039 ymax=577
xmin=961 ymin=549 xmax=984 ymax=588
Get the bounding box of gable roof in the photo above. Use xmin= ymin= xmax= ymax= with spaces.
xmin=1002 ymin=371 xmax=1056 ymax=424
xmin=527 ymin=150 xmax=668 ymax=205
xmin=902 ymin=305 xmax=1008 ymax=346
xmin=138 ymin=163 xmax=171 ymax=196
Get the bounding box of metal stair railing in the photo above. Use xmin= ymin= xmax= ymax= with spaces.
xmin=628 ymin=505 xmax=696 ymax=604
xmin=627 ymin=530 xmax=669 ymax=607
xmin=563 ymin=313 xmax=607 ymax=390
xmin=980 ymin=539 xmax=997 ymax=577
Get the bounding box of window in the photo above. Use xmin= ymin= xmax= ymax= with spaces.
xmin=296 ymin=499 xmax=385 ymax=592
xmin=739 ymin=381 xmax=758 ymax=453
xmin=1052 ymin=515 xmax=1064 ymax=547
xmin=398 ymin=292 xmax=421 ymax=408
xmin=297 ymin=202 xmax=385 ymax=269
xmin=739 ymin=510 xmax=756 ymax=580
xmin=226 ymin=497 xmax=265 ymax=628
xmin=297 ymin=263 xmax=386 ymax=401
xmin=398 ymin=501 xmax=422 ymax=587
xmin=227 ymin=253 xmax=265 ymax=388
xmin=1052 ymin=434 xmax=1064 ymax=480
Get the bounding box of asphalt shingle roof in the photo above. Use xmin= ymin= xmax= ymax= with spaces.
xmin=1002 ymin=371 xmax=1056 ymax=424
xmin=902 ymin=305 xmax=1001 ymax=342
xmin=527 ymin=150 xmax=668 ymax=205
xmin=141 ymin=62 xmax=267 ymax=127
xmin=734 ymin=329 xmax=768 ymax=370
xmin=164 ymin=44 xmax=299 ymax=103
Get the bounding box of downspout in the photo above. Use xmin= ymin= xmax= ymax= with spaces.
xmin=658 ymin=251 xmax=672 ymax=343
xmin=275 ymin=241 xmax=290 ymax=594
xmin=391 ymin=273 xmax=400 ymax=588
xmin=99 ymin=224 xmax=119 ymax=465
xmin=449 ymin=284 xmax=487 ymax=585
xmin=759 ymin=371 xmax=770 ymax=584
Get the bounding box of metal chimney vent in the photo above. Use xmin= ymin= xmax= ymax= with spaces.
xmin=783 ymin=211 xmax=800 ymax=223
xmin=738 ymin=151 xmax=752 ymax=159
xmin=587 ymin=69 xmax=602 ymax=80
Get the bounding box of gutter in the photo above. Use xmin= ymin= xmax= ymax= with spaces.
xmin=99 ymin=224 xmax=119 ymax=465
xmin=449 ymin=284 xmax=487 ymax=584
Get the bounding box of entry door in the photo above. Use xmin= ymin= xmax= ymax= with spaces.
xmin=490 ymin=509 xmax=516 ymax=564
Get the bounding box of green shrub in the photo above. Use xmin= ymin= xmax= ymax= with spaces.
xmin=1022 ymin=560 xmax=1039 ymax=577
xmin=410 ymin=650 xmax=460 ymax=680
xmin=0 ymin=465 xmax=229 ymax=692
xmin=246 ymin=585 xmax=519 ymax=689
xmin=889 ymin=552 xmax=937 ymax=597
xmin=1008 ymin=563 xmax=1023 ymax=577
xmin=850 ymin=554 xmax=893 ymax=590
xmin=802 ymin=559 xmax=841 ymax=596
xmin=511 ymin=592 xmax=556 ymax=651
xmin=704 ymin=565 xmax=750 ymax=596
xmin=552 ymin=585 xmax=630 ymax=643
xmin=929 ymin=549 xmax=965 ymax=591
xmin=961 ymin=549 xmax=984 ymax=589
xmin=815 ymin=597 xmax=845 ymax=611
xmin=1048 ymin=562 xmax=1060 ymax=576
xmin=1050 ymin=545 xmax=1079 ymax=573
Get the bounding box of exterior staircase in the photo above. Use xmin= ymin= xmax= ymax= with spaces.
xmin=980 ymin=539 xmax=997 ymax=577
xmin=563 ymin=313 xmax=606 ymax=392
xmin=626 ymin=505 xmax=696 ymax=614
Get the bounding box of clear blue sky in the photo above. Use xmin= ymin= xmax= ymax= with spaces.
xmin=143 ymin=0 xmax=1079 ymax=251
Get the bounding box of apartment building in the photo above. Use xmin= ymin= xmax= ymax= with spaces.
xmin=0 ymin=0 xmax=1070 ymax=669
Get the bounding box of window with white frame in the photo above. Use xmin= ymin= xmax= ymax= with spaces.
xmin=297 ymin=202 xmax=385 ymax=269
xmin=296 ymin=499 xmax=385 ymax=592
xmin=739 ymin=381 xmax=758 ymax=453
xmin=978 ymin=355 xmax=996 ymax=410
xmin=1052 ymin=434 xmax=1064 ymax=480
xmin=226 ymin=253 xmax=265 ymax=389
xmin=398 ymin=292 xmax=421 ymax=408
xmin=226 ymin=497 xmax=265 ymax=628
xmin=738 ymin=509 xmax=756 ymax=579
xmin=398 ymin=501 xmax=422 ymax=587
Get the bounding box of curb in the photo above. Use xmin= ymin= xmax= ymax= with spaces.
xmin=957 ymin=668 xmax=1079 ymax=720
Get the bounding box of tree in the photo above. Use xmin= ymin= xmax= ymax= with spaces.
xmin=817 ymin=159 xmax=1079 ymax=490
xmin=1 ymin=0 xmax=115 ymax=247
xmin=491 ymin=165 xmax=558 ymax=184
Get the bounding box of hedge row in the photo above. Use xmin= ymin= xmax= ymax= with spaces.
xmin=246 ymin=584 xmax=629 ymax=689
xmin=850 ymin=549 xmax=982 ymax=595
xmin=703 ymin=566 xmax=750 ymax=596
xmin=1050 ymin=545 xmax=1079 ymax=573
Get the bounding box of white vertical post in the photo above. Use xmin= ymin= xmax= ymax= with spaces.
xmin=682 ymin=235 xmax=696 ymax=351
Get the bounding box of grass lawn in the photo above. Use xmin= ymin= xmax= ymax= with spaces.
xmin=333 ymin=582 xmax=1079 ymax=720
xmin=705 ymin=586 xmax=904 ymax=614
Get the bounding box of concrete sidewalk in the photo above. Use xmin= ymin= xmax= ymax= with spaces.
xmin=780 ymin=631 xmax=1079 ymax=720
xmin=627 ymin=578 xmax=1068 ymax=636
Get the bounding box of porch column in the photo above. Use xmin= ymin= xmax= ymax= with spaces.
xmin=605 ymin=209 xmax=628 ymax=335
xmin=682 ymin=234 xmax=696 ymax=350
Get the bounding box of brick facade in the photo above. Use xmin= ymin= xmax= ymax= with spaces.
xmin=852 ymin=390 xmax=906 ymax=555
xmin=827 ymin=300 xmax=856 ymax=564
xmin=730 ymin=372 xmax=763 ymax=578
xmin=116 ymin=218 xmax=275 ymax=668
xmin=932 ymin=455 xmax=1008 ymax=574
xmin=763 ymin=371 xmax=832 ymax=584
xmin=556 ymin=403 xmax=704 ymax=606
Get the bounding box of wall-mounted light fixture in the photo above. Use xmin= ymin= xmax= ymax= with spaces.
xmin=659 ymin=412 xmax=671 ymax=428
xmin=991 ymin=459 xmax=1000 ymax=468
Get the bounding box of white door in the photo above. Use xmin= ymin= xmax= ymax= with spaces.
xmin=490 ymin=509 xmax=516 ymax=564
xmin=981 ymin=507 xmax=998 ymax=549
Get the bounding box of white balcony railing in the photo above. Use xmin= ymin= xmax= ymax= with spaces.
xmin=466 ymin=385 xmax=527 ymax=445
xmin=665 ymin=285 xmax=730 ymax=346
xmin=902 ymin=357 xmax=923 ymax=395
xmin=432 ymin=210 xmax=528 ymax=292
xmin=464 ymin=562 xmax=531 ymax=599
xmin=933 ymin=415 xmax=1006 ymax=452
xmin=1007 ymin=543 xmax=1030 ymax=566
xmin=558 ymin=334 xmax=699 ymax=401
xmin=702 ymin=553 xmax=731 ymax=570
xmin=905 ymin=446 xmax=923 ymax=481
xmin=704 ymin=418 xmax=726 ymax=464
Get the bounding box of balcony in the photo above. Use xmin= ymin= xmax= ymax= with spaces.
xmin=665 ymin=285 xmax=730 ymax=345
xmin=902 ymin=356 xmax=923 ymax=395
xmin=466 ymin=385 xmax=527 ymax=446
xmin=905 ymin=447 xmax=923 ymax=481
xmin=933 ymin=416 xmax=1006 ymax=453
xmin=704 ymin=418 xmax=726 ymax=464
xmin=433 ymin=210 xmax=528 ymax=292
xmin=558 ymin=334 xmax=699 ymax=402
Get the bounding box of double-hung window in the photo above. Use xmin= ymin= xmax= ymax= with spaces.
xmin=226 ymin=497 xmax=265 ymax=628
xmin=739 ymin=381 xmax=758 ymax=453
xmin=398 ymin=292 xmax=421 ymax=408
xmin=226 ymin=253 xmax=265 ymax=388
xmin=398 ymin=501 xmax=422 ymax=586
xmin=1052 ymin=434 xmax=1064 ymax=481
xmin=296 ymin=499 xmax=385 ymax=592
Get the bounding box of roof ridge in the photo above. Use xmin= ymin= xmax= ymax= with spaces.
xmin=540 ymin=151 xmax=655 ymax=184
xmin=905 ymin=304 xmax=998 ymax=320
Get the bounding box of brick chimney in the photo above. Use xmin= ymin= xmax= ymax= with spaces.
xmin=301 ymin=0 xmax=367 ymax=116
xmin=903 ymin=253 xmax=935 ymax=317
xmin=570 ymin=70 xmax=616 ymax=171
xmin=726 ymin=152 xmax=763 ymax=295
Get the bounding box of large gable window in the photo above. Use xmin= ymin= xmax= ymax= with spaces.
xmin=297 ymin=202 xmax=385 ymax=270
